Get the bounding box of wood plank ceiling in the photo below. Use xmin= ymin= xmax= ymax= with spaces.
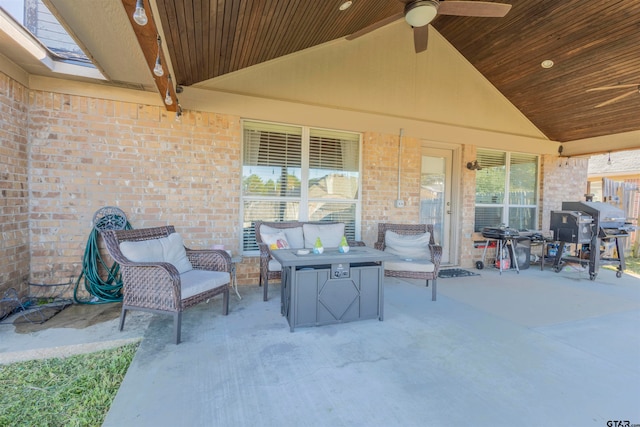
xmin=151 ymin=0 xmax=640 ymax=144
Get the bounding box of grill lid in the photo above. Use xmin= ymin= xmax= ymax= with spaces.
xmin=560 ymin=201 xmax=626 ymax=228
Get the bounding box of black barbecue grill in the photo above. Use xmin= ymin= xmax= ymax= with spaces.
xmin=478 ymin=226 xmax=521 ymax=273
xmin=550 ymin=201 xmax=630 ymax=280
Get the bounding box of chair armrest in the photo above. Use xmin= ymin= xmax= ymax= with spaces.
xmin=257 ymin=242 xmax=273 ymax=277
xmin=186 ymin=249 xmax=231 ymax=273
xmin=348 ymin=240 xmax=366 ymax=247
xmin=120 ymin=262 xmax=182 ymax=310
xmin=257 ymin=242 xmax=272 ymax=258
xmin=374 ymin=241 xmax=384 ymax=251
xmin=429 ymin=244 xmax=443 ymax=274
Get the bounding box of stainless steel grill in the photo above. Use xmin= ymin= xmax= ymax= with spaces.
xmin=550 ymin=201 xmax=629 ymax=280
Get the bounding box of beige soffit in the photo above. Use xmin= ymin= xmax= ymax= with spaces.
xmin=562 ymin=130 xmax=640 ymax=158
xmin=46 ymin=0 xmax=152 ymax=86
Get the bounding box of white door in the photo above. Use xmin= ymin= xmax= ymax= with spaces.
xmin=420 ymin=148 xmax=454 ymax=265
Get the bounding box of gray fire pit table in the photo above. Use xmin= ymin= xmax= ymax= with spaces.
xmin=270 ymin=246 xmax=395 ymax=332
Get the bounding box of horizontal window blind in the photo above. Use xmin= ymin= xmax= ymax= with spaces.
xmin=243 ymin=122 xmax=302 ymax=168
xmin=309 ymin=129 xmax=359 ymax=172
xmin=476 ymin=150 xmax=506 ymax=204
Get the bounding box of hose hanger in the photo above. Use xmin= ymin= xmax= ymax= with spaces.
xmin=73 ymin=206 xmax=132 ymax=304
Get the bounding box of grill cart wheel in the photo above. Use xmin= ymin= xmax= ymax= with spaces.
xmin=475 ymin=261 xmax=484 ymax=270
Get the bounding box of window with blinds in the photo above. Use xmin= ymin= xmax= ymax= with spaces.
xmin=474 ymin=149 xmax=538 ymax=232
xmin=241 ymin=120 xmax=361 ymax=252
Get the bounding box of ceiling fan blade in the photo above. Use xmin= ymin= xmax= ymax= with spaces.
xmin=413 ymin=25 xmax=429 ymax=53
xmin=345 ymin=12 xmax=404 ymax=40
xmin=594 ymin=90 xmax=637 ymax=108
xmin=438 ymin=1 xmax=512 ymax=17
xmin=586 ymin=84 xmax=639 ymax=92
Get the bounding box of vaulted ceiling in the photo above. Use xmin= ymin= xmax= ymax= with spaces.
xmin=147 ymin=0 xmax=640 ymax=145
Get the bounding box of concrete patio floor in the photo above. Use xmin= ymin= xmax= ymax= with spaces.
xmin=2 ymin=265 xmax=640 ymax=426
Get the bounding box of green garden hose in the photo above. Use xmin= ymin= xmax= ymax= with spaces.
xmin=73 ymin=207 xmax=132 ymax=304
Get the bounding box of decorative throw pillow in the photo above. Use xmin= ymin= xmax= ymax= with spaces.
xmin=384 ymin=230 xmax=431 ymax=259
xmin=260 ymin=225 xmax=304 ymax=248
xmin=303 ymin=223 xmax=345 ymax=248
xmin=261 ymin=231 xmax=290 ymax=250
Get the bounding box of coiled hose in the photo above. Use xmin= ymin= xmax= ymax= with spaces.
xmin=73 ymin=217 xmax=132 ymax=304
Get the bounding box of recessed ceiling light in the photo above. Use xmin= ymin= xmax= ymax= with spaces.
xmin=339 ymin=1 xmax=353 ymax=11
xmin=541 ymin=59 xmax=554 ymax=69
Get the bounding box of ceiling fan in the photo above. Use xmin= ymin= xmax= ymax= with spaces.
xmin=346 ymin=0 xmax=512 ymax=53
xmin=586 ymin=84 xmax=640 ymax=108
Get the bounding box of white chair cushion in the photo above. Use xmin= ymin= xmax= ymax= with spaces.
xmin=385 ymin=258 xmax=435 ymax=273
xmin=159 ymin=233 xmax=193 ymax=274
xmin=179 ymin=270 xmax=230 ymax=300
xmin=119 ymin=238 xmax=163 ymax=263
xmin=119 ymin=233 xmax=193 ymax=274
xmin=384 ymin=230 xmax=431 ymax=260
xmin=260 ymin=224 xmax=304 ymax=249
xmin=303 ymin=223 xmax=345 ymax=248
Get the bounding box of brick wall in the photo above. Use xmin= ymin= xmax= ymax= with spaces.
xmin=539 ymin=154 xmax=589 ymax=231
xmin=27 ymin=89 xmax=243 ymax=285
xmin=360 ymin=132 xmax=421 ymax=245
xmin=459 ymin=145 xmax=479 ymax=267
xmin=0 ymin=73 xmax=29 ymax=299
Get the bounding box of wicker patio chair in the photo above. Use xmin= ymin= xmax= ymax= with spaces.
xmin=254 ymin=221 xmax=365 ymax=301
xmin=374 ymin=223 xmax=442 ymax=301
xmin=101 ymin=225 xmax=230 ymax=344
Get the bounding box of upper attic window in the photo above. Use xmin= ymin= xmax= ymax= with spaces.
xmin=0 ymin=0 xmax=104 ymax=79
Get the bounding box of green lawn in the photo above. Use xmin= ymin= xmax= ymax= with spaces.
xmin=623 ymin=256 xmax=640 ymax=275
xmin=0 ymin=342 xmax=138 ymax=427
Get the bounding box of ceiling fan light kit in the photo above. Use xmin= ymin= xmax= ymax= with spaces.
xmin=347 ymin=0 xmax=511 ymax=54
xmin=405 ymin=1 xmax=439 ymax=27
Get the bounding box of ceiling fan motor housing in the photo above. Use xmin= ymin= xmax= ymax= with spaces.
xmin=405 ymin=0 xmax=439 ymax=27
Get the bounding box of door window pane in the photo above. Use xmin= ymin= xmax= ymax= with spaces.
xmin=420 ymin=156 xmax=445 ymax=244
